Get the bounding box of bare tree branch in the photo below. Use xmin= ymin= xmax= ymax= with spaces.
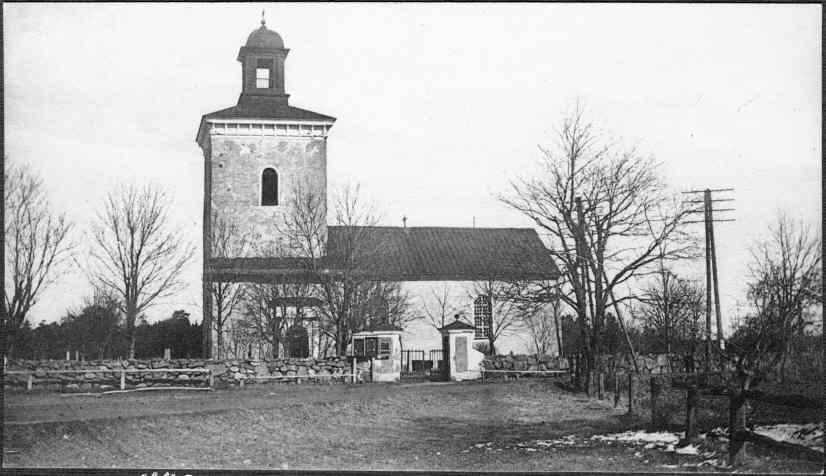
xmin=85 ymin=183 xmax=194 ymax=358
xmin=3 ymin=160 xmax=74 ymax=355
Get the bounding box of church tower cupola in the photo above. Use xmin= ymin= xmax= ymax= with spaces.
xmin=236 ymin=12 xmax=290 ymax=108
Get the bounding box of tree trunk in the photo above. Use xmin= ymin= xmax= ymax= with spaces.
xmin=216 ymin=323 xmax=224 ymax=360
xmin=129 ymin=335 xmax=136 ymax=360
xmin=650 ymin=376 xmax=663 ymax=430
xmin=728 ymin=388 xmax=748 ymax=465
xmin=684 ymin=382 xmax=699 ymax=442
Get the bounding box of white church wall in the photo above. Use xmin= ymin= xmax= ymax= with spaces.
xmin=398 ymin=281 xmax=560 ymax=357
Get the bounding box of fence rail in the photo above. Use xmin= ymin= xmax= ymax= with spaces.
xmin=7 ymin=367 xmax=364 ymax=391
xmin=6 ymin=368 xmax=214 ymax=391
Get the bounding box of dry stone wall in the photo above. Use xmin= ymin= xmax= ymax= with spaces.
xmin=5 ymin=357 xmax=354 ymax=393
xmin=482 ymin=354 xmax=569 ymax=372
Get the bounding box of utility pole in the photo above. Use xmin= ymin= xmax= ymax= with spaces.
xmin=682 ymin=188 xmax=735 ymax=369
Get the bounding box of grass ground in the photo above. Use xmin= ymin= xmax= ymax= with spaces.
xmin=3 ymin=379 xmax=821 ymax=472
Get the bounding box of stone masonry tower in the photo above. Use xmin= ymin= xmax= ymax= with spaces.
xmin=196 ymin=17 xmax=335 ymax=357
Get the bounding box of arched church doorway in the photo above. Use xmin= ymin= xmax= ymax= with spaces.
xmin=286 ymin=325 xmax=309 ymax=358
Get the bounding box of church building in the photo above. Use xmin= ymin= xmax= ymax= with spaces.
xmin=196 ymin=19 xmax=560 ymax=360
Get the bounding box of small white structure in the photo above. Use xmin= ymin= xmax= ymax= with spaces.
xmin=439 ymin=318 xmax=485 ymax=381
xmin=351 ymin=324 xmax=403 ymax=383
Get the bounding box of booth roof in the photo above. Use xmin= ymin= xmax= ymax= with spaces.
xmin=438 ymin=320 xmax=477 ymax=332
xmin=207 ymin=226 xmax=559 ymax=283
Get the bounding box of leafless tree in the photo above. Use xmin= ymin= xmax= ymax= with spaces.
xmin=280 ymin=181 xmax=408 ymax=356
xmin=86 ymin=183 xmax=194 ymax=359
xmin=421 ymin=284 xmax=465 ymax=331
xmin=469 ymin=280 xmax=523 ymax=355
xmin=3 ymin=160 xmax=73 ymax=356
xmin=636 ymin=272 xmax=704 ymax=366
xmin=208 ymin=210 xmax=256 ymax=359
xmin=726 ymin=212 xmax=822 ymax=386
xmin=499 ymin=105 xmax=694 ymax=377
xmin=718 ymin=213 xmax=821 ymax=464
xmin=240 ymin=282 xmax=309 ymax=359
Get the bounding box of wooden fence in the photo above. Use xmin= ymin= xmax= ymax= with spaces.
xmin=5 ymin=368 xmax=214 ymax=392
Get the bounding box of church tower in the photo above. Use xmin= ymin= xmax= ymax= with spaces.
xmin=197 ymin=17 xmax=335 ymax=254
xmin=196 ymin=17 xmax=335 ymax=356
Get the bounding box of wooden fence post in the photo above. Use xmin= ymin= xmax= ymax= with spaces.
xmin=728 ymin=390 xmax=748 ymax=465
xmin=351 ymin=358 xmax=357 ymax=384
xmin=27 ymin=374 xmax=33 ymax=392
xmin=627 ymin=373 xmax=634 ymax=414
xmin=208 ymin=369 xmax=215 ymax=389
xmin=120 ymin=370 xmax=126 ymax=390
xmin=650 ymin=376 xmax=662 ymax=429
xmin=684 ymin=382 xmax=699 ymax=442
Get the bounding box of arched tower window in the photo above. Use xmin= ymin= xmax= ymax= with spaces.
xmin=261 ymin=168 xmax=278 ymax=206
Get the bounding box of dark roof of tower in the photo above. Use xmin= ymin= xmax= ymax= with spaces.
xmin=196 ymin=100 xmax=335 ymax=144
xmin=206 ymin=226 xmax=560 ymax=283
xmin=245 ymin=25 xmax=284 ymax=49
xmin=203 ymin=102 xmax=336 ymax=123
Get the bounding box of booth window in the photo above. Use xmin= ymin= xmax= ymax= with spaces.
xmin=474 ymin=295 xmax=492 ymax=339
xmin=379 ymin=337 xmax=391 ymax=355
xmin=353 ymin=338 xmax=365 ymax=356
xmin=352 ymin=336 xmax=391 ymax=357
xmin=365 ymin=337 xmax=378 ymax=356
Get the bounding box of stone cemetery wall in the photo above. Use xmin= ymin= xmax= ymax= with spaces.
xmin=5 ymin=357 xmax=355 ymax=393
xmin=482 ymin=354 xmax=569 ymax=372
xmin=481 ymin=353 xmax=720 ymax=375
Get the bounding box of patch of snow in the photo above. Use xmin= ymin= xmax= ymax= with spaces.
xmin=591 ymin=430 xmax=682 ymax=445
xmin=675 ymin=444 xmax=699 ymax=455
xmin=754 ymin=423 xmax=823 ymax=453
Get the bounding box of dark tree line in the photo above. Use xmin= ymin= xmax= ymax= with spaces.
xmin=10 ymin=307 xmax=201 ymax=361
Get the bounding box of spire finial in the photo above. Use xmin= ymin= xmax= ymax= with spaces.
xmin=261 ymin=9 xmax=266 ymax=27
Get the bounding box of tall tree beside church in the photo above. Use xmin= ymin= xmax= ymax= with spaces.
xmin=499 ymin=105 xmax=694 ymax=382
xmin=86 ymin=183 xmax=194 ymax=359
xmin=208 ymin=210 xmax=256 ymax=359
xmin=277 ymin=181 xmax=407 ymax=355
xmin=3 ymin=160 xmax=74 ymax=356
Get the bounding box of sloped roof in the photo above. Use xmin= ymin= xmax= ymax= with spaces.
xmin=327 ymin=226 xmax=559 ymax=281
xmin=207 ymin=226 xmax=559 ymax=283
xmin=202 ymin=101 xmax=336 ymax=123
xmin=366 ymin=323 xmax=404 ymax=332
xmin=438 ymin=320 xmax=476 ymax=332
xmin=196 ymin=97 xmax=336 ymax=145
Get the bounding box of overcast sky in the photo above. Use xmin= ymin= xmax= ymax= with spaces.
xmin=4 ymin=3 xmax=821 ymax=330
